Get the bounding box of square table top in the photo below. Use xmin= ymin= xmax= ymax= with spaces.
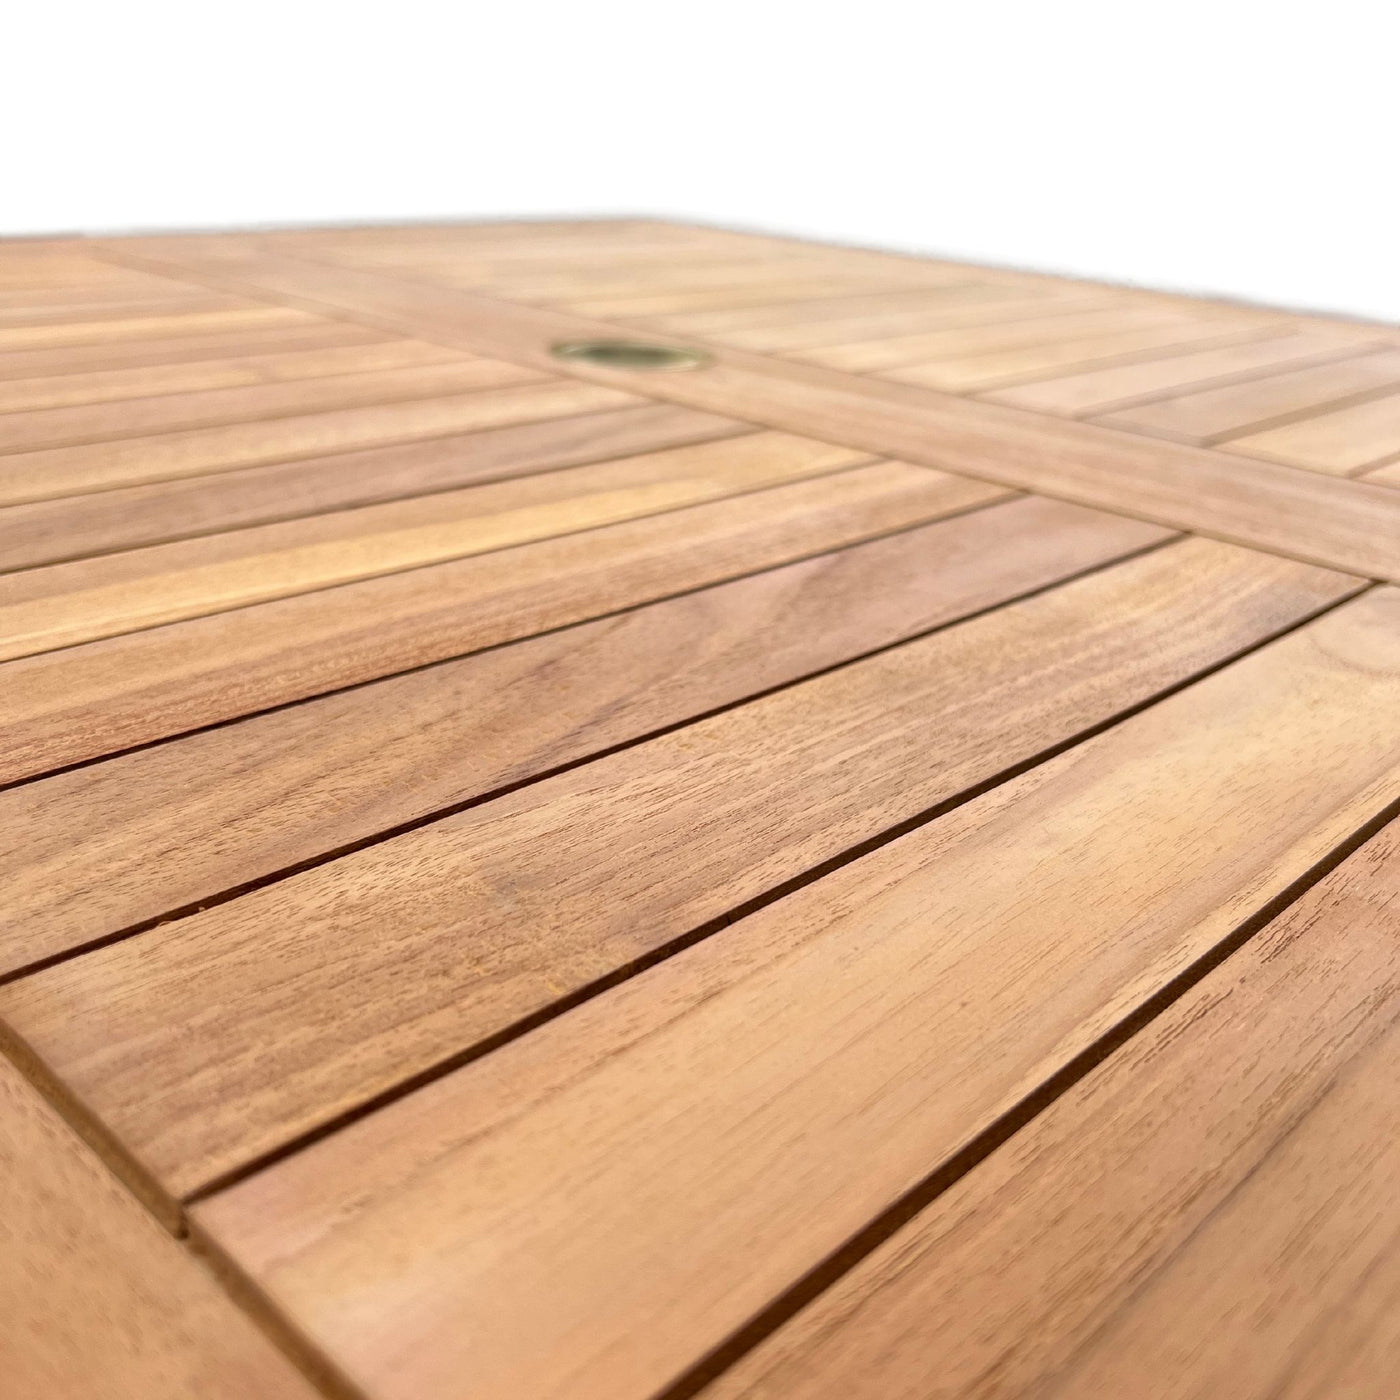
xmin=2 ymin=219 xmax=1399 ymax=1400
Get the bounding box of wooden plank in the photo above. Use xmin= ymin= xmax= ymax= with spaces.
xmin=0 ymin=302 xmax=321 ymax=352
xmin=0 ymin=337 xmax=465 ymax=413
xmin=97 ymin=244 xmax=1400 ymax=581
xmin=557 ymin=279 xmax=924 ymax=319
xmin=1363 ymin=456 xmax=1400 ymax=486
xmin=0 ymin=460 xmax=998 ymax=783
xmin=1224 ymin=389 xmax=1400 ymax=474
xmin=0 ymin=431 xmax=869 ymax=661
xmin=0 ymin=292 xmax=244 ymax=327
xmin=0 ymin=1055 xmax=322 ymax=1400
xmin=0 ymin=356 xmax=557 ymax=452
xmin=471 ymin=255 xmax=931 ymax=302
xmin=718 ymin=293 xmax=1122 ymax=354
xmin=636 ymin=283 xmax=1040 ymax=336
xmin=704 ymin=817 xmax=1400 ymax=1400
xmin=882 ymin=319 xmax=1279 ymax=391
xmin=0 ymin=496 xmax=1170 ymax=977
xmin=0 ymin=402 xmax=747 ymax=569
xmin=0 ymin=540 xmax=1360 ymax=1200
xmin=1095 ymin=349 xmax=1400 ymax=444
xmin=798 ymin=305 xmax=1247 ymax=373
xmin=0 ymin=319 xmax=387 ymax=381
xmin=177 ymin=587 xmax=1400 ymax=1400
xmin=0 ymin=363 xmax=564 ymax=504
xmin=985 ymin=328 xmax=1390 ymax=416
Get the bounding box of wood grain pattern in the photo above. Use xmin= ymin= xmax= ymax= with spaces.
xmin=788 ymin=304 xmax=1216 ymax=371
xmin=0 ymin=496 xmax=1170 ymax=976
xmin=0 ymin=460 xmax=997 ymax=783
xmin=985 ymin=328 xmax=1389 ymax=417
xmin=561 ymin=278 xmax=922 ymax=319
xmin=637 ymin=284 xmax=1081 ymax=339
xmin=0 ymin=336 xmax=463 ymax=413
xmin=882 ymin=319 xmax=1277 ymax=392
xmin=0 ymin=349 xmax=501 ymax=447
xmin=0 ymin=540 xmax=1359 ymax=1198
xmin=0 ymin=431 xmax=868 ymax=661
xmin=5 ymin=222 xmax=1397 ymax=1391
xmin=0 ymin=301 xmax=319 ymax=352
xmin=0 ymin=1054 xmax=320 ymax=1400
xmin=1363 ymin=455 xmax=1400 ymax=487
xmin=1225 ymin=389 xmax=1400 ymax=474
xmin=0 ymin=402 xmax=747 ymax=569
xmin=99 ymin=243 xmax=1400 ymax=581
xmin=180 ymin=587 xmax=1400 ymax=1400
xmin=0 ymin=292 xmax=240 ymax=327
xmin=704 ymin=818 xmax=1400 ymax=1400
xmin=0 ymin=319 xmax=386 ymax=380
xmin=0 ymin=360 xmax=564 ymax=504
xmin=1095 ymin=349 xmax=1400 ymax=444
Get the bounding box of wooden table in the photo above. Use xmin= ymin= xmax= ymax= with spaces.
xmin=3 ymin=220 xmax=1398 ymax=1400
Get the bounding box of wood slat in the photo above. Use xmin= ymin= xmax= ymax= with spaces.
xmin=798 ymin=305 xmax=1244 ymax=374
xmin=0 ymin=460 xmax=998 ymax=784
xmin=1224 ymin=389 xmax=1400 ymax=474
xmin=0 ymin=319 xmax=387 ymax=381
xmin=468 ymin=255 xmax=930 ymax=301
xmin=704 ymin=817 xmax=1400 ymax=1400
xmin=985 ymin=327 xmax=1390 ymax=417
xmin=0 ymin=1055 xmax=321 ymax=1400
xmin=560 ymin=278 xmax=922 ymax=319
xmin=176 ymin=587 xmax=1400 ymax=1400
xmin=884 ymin=320 xmax=1281 ymax=392
xmin=0 ymin=356 xmax=556 ymax=452
xmin=0 ymin=496 xmax=1169 ymax=977
xmin=637 ymin=283 xmax=1043 ymax=336
xmin=1095 ymin=349 xmax=1400 ymax=444
xmin=1363 ymin=456 xmax=1400 ymax=487
xmin=0 ymin=302 xmax=321 ymax=353
xmin=0 ymin=337 xmax=465 ymax=413
xmin=0 ymin=431 xmax=868 ymax=661
xmin=0 ymin=540 xmax=1359 ymax=1200
xmin=0 ymin=292 xmax=245 ymax=328
xmin=99 ymin=244 xmax=1400 ymax=581
xmin=0 ymin=402 xmax=746 ymax=569
xmin=0 ymin=361 xmax=561 ymax=504
xmin=662 ymin=292 xmax=1121 ymax=353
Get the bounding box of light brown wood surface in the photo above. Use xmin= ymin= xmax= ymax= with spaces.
xmin=987 ymin=327 xmax=1391 ymax=417
xmin=0 ymin=401 xmax=745 ymax=569
xmin=0 ymin=496 xmax=1168 ymax=975
xmin=0 ymin=352 xmax=537 ymax=451
xmin=0 ymin=318 xmax=386 ymax=379
xmin=0 ymin=361 xmax=573 ymax=503
xmin=102 ymin=240 xmax=1400 ymax=580
xmin=0 ymin=460 xmax=996 ymax=784
xmin=1225 ymin=389 xmax=1400 ymax=474
xmin=654 ymin=289 xmax=1115 ymax=349
xmin=0 ymin=336 xmax=464 ymax=412
xmin=0 ymin=541 xmax=1360 ymax=1199
xmin=0 ymin=301 xmax=319 ymax=352
xmin=4 ymin=220 xmax=1399 ymax=1400
xmin=0 ymin=430 xmax=873 ymax=660
xmin=185 ymin=587 xmax=1400 ymax=1400
xmin=0 ymin=1054 xmax=323 ymax=1400
xmin=794 ymin=303 xmax=1244 ymax=373
xmin=704 ymin=819 xmax=1400 ymax=1400
xmin=1093 ymin=348 xmax=1400 ymax=444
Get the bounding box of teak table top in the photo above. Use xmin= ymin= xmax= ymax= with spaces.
xmin=2 ymin=219 xmax=1399 ymax=1400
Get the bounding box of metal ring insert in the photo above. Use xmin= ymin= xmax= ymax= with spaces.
xmin=550 ymin=339 xmax=713 ymax=372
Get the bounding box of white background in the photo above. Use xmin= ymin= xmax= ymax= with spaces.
xmin=6 ymin=1 xmax=1397 ymax=321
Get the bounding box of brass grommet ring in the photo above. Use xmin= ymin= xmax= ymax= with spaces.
xmin=550 ymin=339 xmax=713 ymax=372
